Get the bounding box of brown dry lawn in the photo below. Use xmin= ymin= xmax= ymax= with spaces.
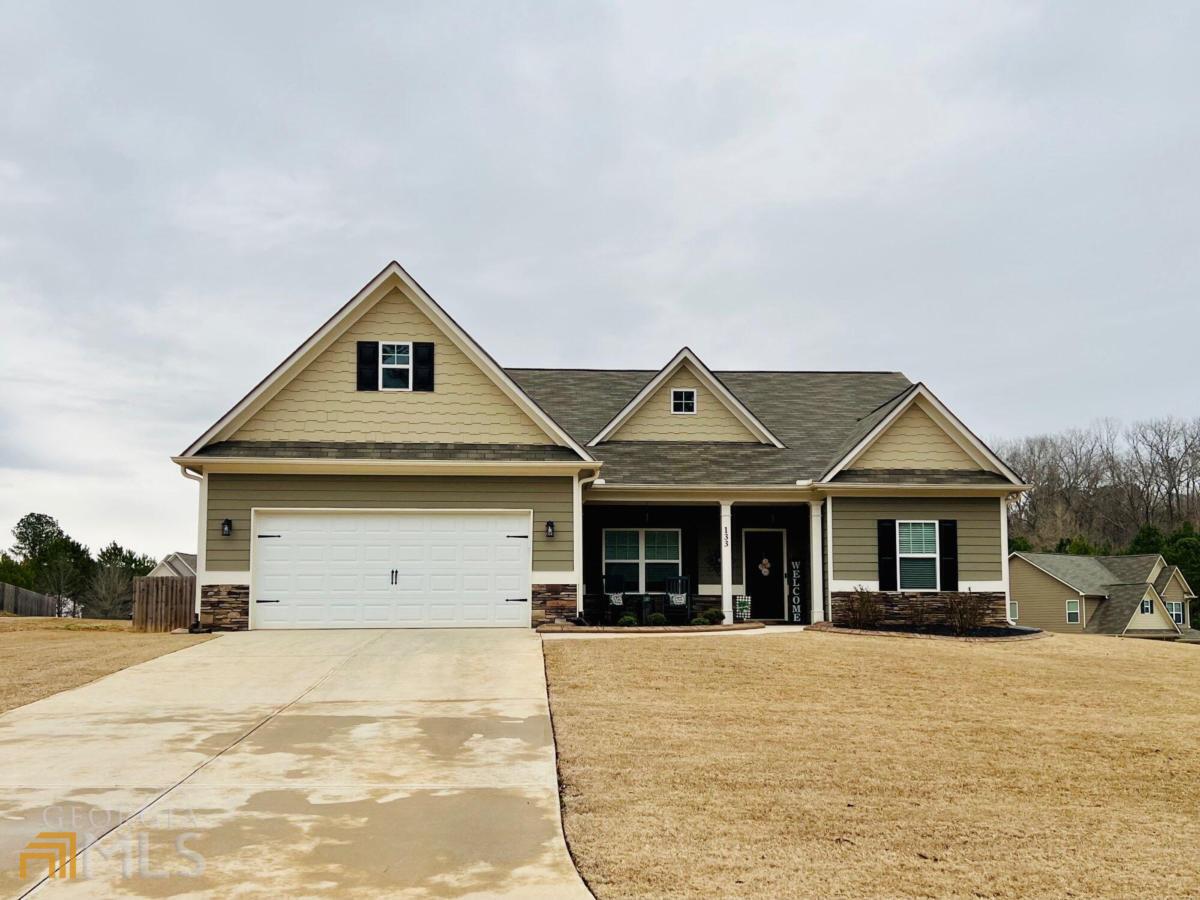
xmin=544 ymin=631 xmax=1200 ymax=899
xmin=0 ymin=616 xmax=212 ymax=714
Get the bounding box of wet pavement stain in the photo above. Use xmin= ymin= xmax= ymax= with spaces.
xmin=413 ymin=715 xmax=550 ymax=760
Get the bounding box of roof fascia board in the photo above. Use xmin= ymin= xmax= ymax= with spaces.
xmin=821 ymin=384 xmax=1023 ymax=484
xmin=173 ymin=455 xmax=600 ymax=477
xmin=587 ymin=348 xmax=784 ymax=448
xmin=182 ymin=262 xmax=593 ymax=461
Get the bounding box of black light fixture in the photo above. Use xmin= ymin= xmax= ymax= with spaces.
xmin=545 ymin=520 xmax=555 ymax=538
xmin=221 ymin=518 xmax=233 ymax=537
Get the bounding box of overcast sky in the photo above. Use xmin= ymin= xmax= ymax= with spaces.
xmin=2 ymin=1 xmax=1198 ymax=559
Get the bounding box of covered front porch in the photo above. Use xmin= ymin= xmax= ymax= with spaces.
xmin=580 ymin=499 xmax=824 ymax=625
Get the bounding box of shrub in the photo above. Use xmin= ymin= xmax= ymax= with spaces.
xmin=616 ymin=615 xmax=638 ymax=627
xmin=689 ymin=616 xmax=709 ymax=626
xmin=945 ymin=593 xmax=989 ymax=635
xmin=846 ymin=586 xmax=882 ymax=629
xmin=647 ymin=612 xmax=668 ymax=626
xmin=701 ymin=608 xmax=725 ymax=625
xmin=908 ymin=594 xmax=927 ymax=630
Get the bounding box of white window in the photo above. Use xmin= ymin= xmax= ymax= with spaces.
xmin=1008 ymin=599 xmax=1018 ymax=621
xmin=671 ymin=389 xmax=696 ymax=414
xmin=1066 ymin=598 xmax=1080 ymax=624
xmin=380 ymin=341 xmax=412 ymax=391
xmin=897 ymin=521 xmax=938 ymax=591
xmin=602 ymin=528 xmax=682 ymax=593
xmin=1167 ymin=601 xmax=1184 ymax=625
xmin=1141 ymin=597 xmax=1153 ymax=615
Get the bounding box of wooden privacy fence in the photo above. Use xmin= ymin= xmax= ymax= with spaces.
xmin=0 ymin=582 xmax=57 ymax=616
xmin=132 ymin=576 xmax=196 ymax=632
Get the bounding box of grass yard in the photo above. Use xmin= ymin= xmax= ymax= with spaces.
xmin=0 ymin=616 xmax=212 ymax=714
xmin=544 ymin=631 xmax=1200 ymax=899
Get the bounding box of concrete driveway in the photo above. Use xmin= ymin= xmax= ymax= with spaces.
xmin=0 ymin=630 xmax=590 ymax=898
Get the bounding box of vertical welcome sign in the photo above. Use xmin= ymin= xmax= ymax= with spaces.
xmin=789 ymin=560 xmax=804 ymax=623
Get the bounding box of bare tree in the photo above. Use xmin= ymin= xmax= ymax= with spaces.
xmin=88 ymin=564 xmax=134 ymax=619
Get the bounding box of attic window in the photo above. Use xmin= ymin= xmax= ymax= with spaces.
xmin=671 ymin=389 xmax=696 ymax=414
xmin=1141 ymin=597 xmax=1153 ymax=615
xmin=380 ymin=342 xmax=412 ymax=391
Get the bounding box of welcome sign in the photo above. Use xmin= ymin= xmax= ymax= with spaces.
xmin=789 ymin=559 xmax=804 ymax=623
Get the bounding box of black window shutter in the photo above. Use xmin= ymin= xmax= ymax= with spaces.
xmin=877 ymin=520 xmax=897 ymax=590
xmin=939 ymin=519 xmax=959 ymax=591
xmin=413 ymin=342 xmax=435 ymax=392
xmin=356 ymin=341 xmax=379 ymax=391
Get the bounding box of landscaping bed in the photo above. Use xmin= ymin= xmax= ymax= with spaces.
xmin=806 ymin=620 xmax=1045 ymax=641
xmin=537 ymin=621 xmax=764 ymax=634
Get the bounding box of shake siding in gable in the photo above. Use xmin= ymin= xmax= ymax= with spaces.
xmin=230 ymin=287 xmax=554 ymax=444
xmin=831 ymin=497 xmax=1002 ymax=582
xmin=205 ymin=474 xmax=573 ymax=571
xmin=850 ymin=402 xmax=980 ymax=471
xmin=1009 ymin=556 xmax=1084 ymax=633
xmin=611 ymin=366 xmax=758 ymax=442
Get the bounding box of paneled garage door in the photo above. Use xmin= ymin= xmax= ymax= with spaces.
xmin=251 ymin=510 xmax=532 ymax=629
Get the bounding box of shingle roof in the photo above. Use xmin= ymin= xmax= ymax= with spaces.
xmin=1094 ymin=554 xmax=1160 ymax=584
xmin=506 ymin=368 xmax=1000 ymax=484
xmin=1153 ymin=565 xmax=1178 ymax=595
xmin=1085 ymin=584 xmax=1153 ymax=634
xmin=832 ymin=468 xmax=1012 ymax=485
xmin=196 ymin=440 xmax=580 ymax=461
xmin=1015 ymin=553 xmax=1117 ymax=596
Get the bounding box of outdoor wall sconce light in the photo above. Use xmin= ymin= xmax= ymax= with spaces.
xmin=545 ymin=520 xmax=555 ymax=538
xmin=221 ymin=518 xmax=233 ymax=537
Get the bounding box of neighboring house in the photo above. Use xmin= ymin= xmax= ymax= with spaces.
xmin=172 ymin=261 xmax=1029 ymax=631
xmin=1009 ymin=551 xmax=1196 ymax=637
xmin=147 ymin=552 xmax=198 ymax=578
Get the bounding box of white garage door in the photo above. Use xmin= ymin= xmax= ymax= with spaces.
xmin=251 ymin=510 xmax=532 ymax=629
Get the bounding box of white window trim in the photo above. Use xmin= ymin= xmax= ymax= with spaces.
xmin=602 ymin=527 xmax=683 ymax=593
xmin=1066 ymin=598 xmax=1080 ymax=624
xmin=1140 ymin=597 xmax=1153 ymax=615
xmin=896 ymin=520 xmax=939 ymax=592
xmin=1167 ymin=601 xmax=1184 ymax=625
xmin=379 ymin=340 xmax=413 ymax=392
xmin=670 ymin=388 xmax=697 ymax=415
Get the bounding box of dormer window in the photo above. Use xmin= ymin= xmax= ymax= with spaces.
xmin=380 ymin=342 xmax=412 ymax=391
xmin=671 ymin=389 xmax=696 ymax=414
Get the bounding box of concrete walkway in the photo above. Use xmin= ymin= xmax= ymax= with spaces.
xmin=0 ymin=630 xmax=590 ymax=898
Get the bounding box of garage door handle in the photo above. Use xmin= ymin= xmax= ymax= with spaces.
xmin=506 ymin=597 xmax=529 ymax=603
xmin=390 ymin=569 xmax=397 ymax=585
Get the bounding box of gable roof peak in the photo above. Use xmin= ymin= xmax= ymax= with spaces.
xmin=586 ymin=347 xmax=785 ymax=448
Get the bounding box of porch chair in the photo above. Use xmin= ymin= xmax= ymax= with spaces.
xmin=663 ymin=575 xmax=691 ymax=624
xmin=604 ymin=572 xmax=629 ymax=625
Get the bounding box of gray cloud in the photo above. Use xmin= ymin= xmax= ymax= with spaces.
xmin=1 ymin=1 xmax=1197 ymax=556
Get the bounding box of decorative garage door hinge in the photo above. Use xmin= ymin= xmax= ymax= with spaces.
xmin=506 ymin=534 xmax=529 ymax=539
xmin=257 ymin=534 xmax=281 ymax=539
xmin=506 ymin=597 xmax=529 ymax=603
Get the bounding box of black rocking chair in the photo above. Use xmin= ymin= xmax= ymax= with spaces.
xmin=604 ymin=572 xmax=630 ymax=624
xmin=663 ymin=575 xmax=691 ymax=624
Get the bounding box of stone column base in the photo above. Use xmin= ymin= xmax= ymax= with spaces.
xmin=200 ymin=584 xmax=250 ymax=631
xmin=532 ymin=584 xmax=578 ymax=627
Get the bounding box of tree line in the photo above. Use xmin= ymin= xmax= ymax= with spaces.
xmin=0 ymin=513 xmax=157 ymax=618
xmin=997 ymin=417 xmax=1200 ymax=611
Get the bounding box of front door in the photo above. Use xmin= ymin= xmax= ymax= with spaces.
xmin=744 ymin=530 xmax=785 ymax=620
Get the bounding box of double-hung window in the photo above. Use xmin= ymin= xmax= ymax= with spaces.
xmin=671 ymin=389 xmax=696 ymax=414
xmin=897 ymin=521 xmax=938 ymax=591
xmin=1141 ymin=597 xmax=1154 ymax=615
xmin=1066 ymin=599 xmax=1080 ymax=624
xmin=1167 ymin=601 xmax=1184 ymax=625
xmin=603 ymin=528 xmax=681 ymax=592
xmin=380 ymin=342 xmax=412 ymax=390
xmin=1008 ymin=599 xmax=1019 ymax=621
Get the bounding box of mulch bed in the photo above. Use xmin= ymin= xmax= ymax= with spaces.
xmin=806 ymin=621 xmax=1047 ymax=642
xmin=536 ymin=622 xmax=766 ymax=634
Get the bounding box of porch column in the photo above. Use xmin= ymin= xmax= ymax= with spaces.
xmin=809 ymin=500 xmax=825 ymax=623
xmin=720 ymin=501 xmax=733 ymax=622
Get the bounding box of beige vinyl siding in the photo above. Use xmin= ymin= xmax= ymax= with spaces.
xmin=831 ymin=497 xmax=1002 ymax=582
xmin=850 ymin=400 xmax=980 ymax=471
xmin=610 ymin=365 xmax=758 ymax=442
xmin=1125 ymin=589 xmax=1176 ymax=630
xmin=1084 ymin=597 xmax=1102 ymax=625
xmin=1009 ymin=557 xmax=1085 ymax=633
xmin=231 ymin=287 xmax=554 ymax=444
xmin=1161 ymin=571 xmax=1188 ymax=601
xmin=205 ymin=473 xmax=573 ymax=571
